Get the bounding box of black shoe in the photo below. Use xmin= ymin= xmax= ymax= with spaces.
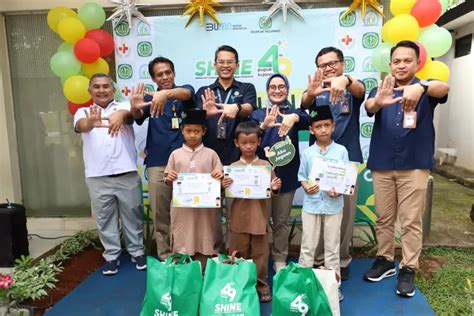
xmin=364 ymin=256 xmax=396 ymax=282
xmin=397 ymin=266 xmax=416 ymax=297
xmin=340 ymin=266 xmax=350 ymax=281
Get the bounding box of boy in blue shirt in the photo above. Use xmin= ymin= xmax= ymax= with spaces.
xmin=297 ymin=105 xmax=348 ymax=301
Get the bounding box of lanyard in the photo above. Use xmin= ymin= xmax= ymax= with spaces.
xmin=216 ymin=88 xmax=233 ymax=104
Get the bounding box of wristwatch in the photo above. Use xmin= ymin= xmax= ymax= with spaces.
xmin=345 ymin=75 xmax=353 ymax=87
xmin=418 ymin=80 xmax=429 ymax=94
xmin=236 ymin=103 xmax=242 ymax=114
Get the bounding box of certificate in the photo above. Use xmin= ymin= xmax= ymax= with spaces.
xmin=308 ymin=157 xmax=359 ymax=195
xmin=224 ymin=165 xmax=272 ymax=199
xmin=172 ymin=173 xmax=221 ymax=208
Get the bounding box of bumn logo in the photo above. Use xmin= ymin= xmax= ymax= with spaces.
xmin=145 ymin=84 xmax=155 ymax=93
xmin=363 ymin=78 xmax=378 ymax=92
xmin=363 ymin=11 xmax=379 ymax=26
xmin=361 ymin=122 xmax=374 ymax=138
xmin=362 ymin=56 xmax=377 ymax=72
xmin=139 ymin=64 xmax=151 ymax=79
xmin=137 ymin=41 xmax=153 ymax=57
xmin=259 ymin=17 xmax=272 ymax=29
xmin=290 ymin=294 xmax=309 ymax=315
xmin=136 ymin=21 xmax=151 ymax=36
xmin=362 ymin=32 xmax=379 ymax=49
xmin=115 ymin=22 xmax=130 ymax=36
xmin=339 ymin=11 xmax=356 ymax=27
xmin=344 ymin=56 xmax=355 ymax=73
xmin=117 ymin=64 xmax=133 ymax=79
xmin=220 ymin=283 xmax=237 ymax=302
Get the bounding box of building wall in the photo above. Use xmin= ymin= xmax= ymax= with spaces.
xmin=435 ymin=22 xmax=474 ymax=170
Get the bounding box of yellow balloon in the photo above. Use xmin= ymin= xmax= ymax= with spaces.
xmin=47 ymin=7 xmax=78 ymax=33
xmin=390 ymin=0 xmax=416 ymax=16
xmin=416 ymin=60 xmax=450 ymax=82
xmin=63 ymin=75 xmax=90 ymax=104
xmin=58 ymin=17 xmax=85 ymax=44
xmin=82 ymin=58 xmax=110 ymax=78
xmin=381 ymin=14 xmax=419 ymax=44
xmin=415 ymin=59 xmax=432 ymax=80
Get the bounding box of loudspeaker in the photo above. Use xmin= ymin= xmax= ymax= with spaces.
xmin=0 ymin=203 xmax=29 ymax=267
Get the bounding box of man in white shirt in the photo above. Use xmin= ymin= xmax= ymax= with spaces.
xmin=74 ymin=73 xmax=145 ymax=275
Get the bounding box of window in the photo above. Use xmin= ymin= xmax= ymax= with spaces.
xmin=454 ymin=34 xmax=472 ymax=58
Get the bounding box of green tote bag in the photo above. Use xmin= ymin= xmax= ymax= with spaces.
xmin=199 ymin=254 xmax=260 ymax=316
xmin=140 ymin=254 xmax=203 ymax=316
xmin=272 ymin=262 xmax=332 ymax=316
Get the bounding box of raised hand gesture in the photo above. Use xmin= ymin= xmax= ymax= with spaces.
xmin=373 ymin=76 xmax=403 ymax=107
xmin=261 ymin=105 xmax=281 ymax=129
xmin=130 ymin=83 xmax=152 ymax=111
xmin=306 ymin=68 xmax=330 ymax=98
xmin=84 ymin=107 xmax=108 ymax=129
xmin=393 ymin=83 xmax=425 ymax=113
xmin=323 ymin=75 xmax=349 ymax=105
xmin=201 ymin=88 xmax=223 ymax=117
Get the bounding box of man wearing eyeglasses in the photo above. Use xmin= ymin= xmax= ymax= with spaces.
xmin=301 ymin=46 xmax=366 ymax=281
xmin=194 ymin=45 xmax=257 ymax=251
xmin=194 ymin=45 xmax=257 ymax=165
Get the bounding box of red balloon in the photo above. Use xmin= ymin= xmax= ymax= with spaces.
xmin=411 ymin=0 xmax=442 ymax=27
xmin=415 ymin=41 xmax=428 ymax=71
xmin=68 ymin=99 xmax=93 ymax=116
xmin=85 ymin=29 xmax=114 ymax=57
xmin=74 ymin=38 xmax=100 ymax=63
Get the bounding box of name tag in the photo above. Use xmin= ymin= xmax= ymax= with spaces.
xmin=403 ymin=112 xmax=417 ymax=129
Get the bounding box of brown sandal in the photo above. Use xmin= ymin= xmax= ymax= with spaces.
xmin=258 ymin=291 xmax=272 ymax=303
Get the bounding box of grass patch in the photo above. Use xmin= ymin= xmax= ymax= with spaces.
xmin=417 ymin=246 xmax=474 ymax=315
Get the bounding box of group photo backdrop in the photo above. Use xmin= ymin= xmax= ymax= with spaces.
xmin=113 ymin=7 xmax=382 ymax=223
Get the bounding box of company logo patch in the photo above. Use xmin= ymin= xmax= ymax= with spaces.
xmin=259 ymin=16 xmax=272 ymax=29
xmin=136 ymin=21 xmax=151 ymax=36
xmin=117 ymin=64 xmax=133 ymax=79
xmin=339 ymin=11 xmax=356 ymax=27
xmin=145 ymin=84 xmax=155 ymax=93
xmin=137 ymin=41 xmax=153 ymax=57
xmin=115 ymin=22 xmax=130 ymax=36
xmin=344 ymin=56 xmax=355 ymax=73
xmin=362 ymin=32 xmax=379 ymax=49
xmin=362 ymin=78 xmax=378 ymax=92
xmin=361 ymin=122 xmax=374 ymax=138
xmin=363 ymin=11 xmax=380 ymax=26
xmin=139 ymin=64 xmax=151 ymax=79
xmin=362 ymin=56 xmax=377 ymax=72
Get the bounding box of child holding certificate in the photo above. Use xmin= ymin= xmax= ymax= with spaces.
xmin=222 ymin=122 xmax=281 ymax=303
xmin=164 ymin=109 xmax=223 ymax=270
xmin=297 ymin=105 xmax=348 ymax=301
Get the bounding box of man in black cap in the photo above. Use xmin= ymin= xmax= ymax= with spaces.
xmin=297 ymin=105 xmax=349 ymax=301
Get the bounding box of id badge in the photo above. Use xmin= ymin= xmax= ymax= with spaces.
xmin=403 ymin=111 xmax=417 ymax=129
xmin=217 ymin=122 xmax=227 ymax=140
xmin=171 ymin=117 xmax=179 ymax=129
xmin=340 ymin=95 xmax=350 ymax=115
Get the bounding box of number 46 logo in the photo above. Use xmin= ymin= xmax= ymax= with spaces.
xmin=290 ymin=294 xmax=309 ymax=315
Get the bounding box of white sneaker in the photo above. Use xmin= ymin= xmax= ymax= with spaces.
xmin=273 ymin=261 xmax=286 ymax=273
xmin=338 ymin=288 xmax=344 ymax=302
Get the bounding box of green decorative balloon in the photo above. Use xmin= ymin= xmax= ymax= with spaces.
xmin=78 ymin=2 xmax=106 ymax=30
xmin=418 ymin=25 xmax=452 ymax=58
xmin=372 ymin=42 xmax=393 ymax=73
xmin=440 ymin=0 xmax=449 ymax=14
xmin=57 ymin=42 xmax=74 ymax=53
xmin=50 ymin=51 xmax=82 ymax=78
